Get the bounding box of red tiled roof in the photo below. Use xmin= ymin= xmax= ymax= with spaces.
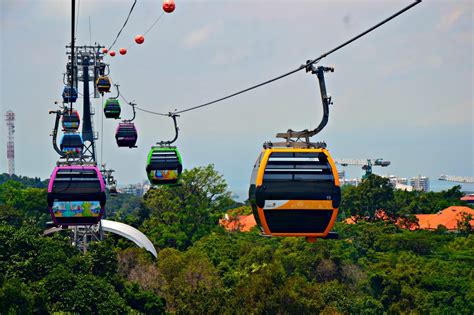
xmin=224 ymin=207 xmax=474 ymax=233
xmin=344 ymin=206 xmax=474 ymax=231
xmin=415 ymin=206 xmax=474 ymax=230
xmin=461 ymin=195 xmax=474 ymax=201
xmin=220 ymin=215 xmax=257 ymax=232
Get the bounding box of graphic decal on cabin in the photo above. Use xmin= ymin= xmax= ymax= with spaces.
xmin=52 ymin=201 xmax=101 ymax=217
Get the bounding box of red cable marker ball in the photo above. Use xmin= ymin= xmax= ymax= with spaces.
xmin=135 ymin=35 xmax=145 ymax=44
xmin=119 ymin=48 xmax=127 ymax=55
xmin=109 ymin=50 xmax=116 ymax=57
xmin=163 ymin=0 xmax=175 ymax=13
xmin=102 ymin=48 xmax=108 ymax=54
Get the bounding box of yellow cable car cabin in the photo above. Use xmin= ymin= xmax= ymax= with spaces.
xmin=249 ymin=147 xmax=341 ymax=241
xmin=96 ymin=76 xmax=111 ymax=94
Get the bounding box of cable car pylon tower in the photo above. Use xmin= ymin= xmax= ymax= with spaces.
xmin=66 ymin=43 xmax=107 ymax=163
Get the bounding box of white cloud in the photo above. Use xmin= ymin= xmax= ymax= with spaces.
xmin=182 ymin=25 xmax=212 ymax=48
xmin=438 ymin=7 xmax=464 ymax=31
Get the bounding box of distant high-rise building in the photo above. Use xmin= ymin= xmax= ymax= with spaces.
xmin=118 ymin=181 xmax=150 ymax=196
xmin=384 ymin=175 xmax=415 ymax=191
xmin=410 ymin=175 xmax=430 ymax=192
xmin=340 ymin=178 xmax=361 ymax=187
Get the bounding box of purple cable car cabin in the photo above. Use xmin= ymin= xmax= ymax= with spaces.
xmin=47 ymin=166 xmax=106 ymax=226
xmin=115 ymin=122 xmax=138 ymax=148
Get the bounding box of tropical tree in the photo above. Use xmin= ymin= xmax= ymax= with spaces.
xmin=340 ymin=175 xmax=395 ymax=221
xmin=142 ymin=165 xmax=234 ymax=250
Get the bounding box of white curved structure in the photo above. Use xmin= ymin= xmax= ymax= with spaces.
xmin=43 ymin=220 xmax=157 ymax=258
xmin=101 ymin=219 xmax=157 ymax=257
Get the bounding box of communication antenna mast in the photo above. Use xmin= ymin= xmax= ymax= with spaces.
xmin=5 ymin=110 xmax=15 ymax=175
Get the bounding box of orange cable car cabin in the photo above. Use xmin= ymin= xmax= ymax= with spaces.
xmin=249 ymin=147 xmax=341 ymax=241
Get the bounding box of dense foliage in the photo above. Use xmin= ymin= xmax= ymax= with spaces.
xmin=0 ymin=173 xmax=48 ymax=188
xmin=0 ymin=169 xmax=472 ymax=314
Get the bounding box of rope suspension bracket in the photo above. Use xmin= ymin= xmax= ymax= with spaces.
xmin=124 ymin=101 xmax=137 ymax=122
xmin=157 ymin=113 xmax=180 ymax=146
xmin=275 ymin=62 xmax=335 ymax=148
xmin=111 ymin=83 xmax=120 ymax=100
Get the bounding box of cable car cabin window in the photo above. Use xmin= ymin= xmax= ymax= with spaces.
xmin=52 ymin=180 xmax=101 ymax=195
xmin=61 ymin=135 xmax=83 ymax=148
xmin=262 ymin=152 xmax=337 ymax=201
xmin=51 ymin=170 xmax=101 ymax=196
xmin=149 ymin=152 xmax=180 ymax=168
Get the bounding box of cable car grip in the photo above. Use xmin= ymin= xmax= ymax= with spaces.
xmin=275 ymin=62 xmax=334 ymax=145
xmin=49 ymin=109 xmax=67 ymax=158
xmin=302 ymin=61 xmax=334 ymax=137
xmin=111 ymin=84 xmax=120 ymax=100
xmin=123 ymin=101 xmax=137 ymax=122
xmin=157 ymin=113 xmax=180 ymax=146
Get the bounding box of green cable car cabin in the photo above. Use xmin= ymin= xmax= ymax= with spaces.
xmin=146 ymin=147 xmax=183 ymax=185
xmin=104 ymin=98 xmax=121 ymax=119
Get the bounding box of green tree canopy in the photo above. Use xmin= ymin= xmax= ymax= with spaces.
xmin=340 ymin=175 xmax=395 ymax=221
xmin=142 ymin=165 xmax=234 ymax=250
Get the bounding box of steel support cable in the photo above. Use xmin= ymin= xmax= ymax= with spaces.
xmin=144 ymin=12 xmax=165 ymax=36
xmin=70 ymin=0 xmax=76 ymax=113
xmin=126 ymin=12 xmax=165 ymax=50
xmin=75 ymin=0 xmax=80 ymax=39
xmin=108 ymin=0 xmax=138 ymax=51
xmin=101 ymin=95 xmax=104 ymax=166
xmin=120 ymin=94 xmax=169 ymax=116
xmin=118 ymin=0 xmax=422 ymax=117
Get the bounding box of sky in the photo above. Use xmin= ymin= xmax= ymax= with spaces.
xmin=1 ymin=0 xmax=473 ymax=199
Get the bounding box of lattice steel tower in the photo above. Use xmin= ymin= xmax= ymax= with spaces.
xmin=5 ymin=110 xmax=15 ymax=175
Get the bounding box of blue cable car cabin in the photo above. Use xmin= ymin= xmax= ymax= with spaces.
xmin=62 ymin=86 xmax=78 ymax=103
xmin=47 ymin=166 xmax=106 ymax=226
xmin=60 ymin=133 xmax=84 ymax=158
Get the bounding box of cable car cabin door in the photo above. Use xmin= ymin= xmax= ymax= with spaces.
xmin=249 ymin=148 xmax=341 ymax=238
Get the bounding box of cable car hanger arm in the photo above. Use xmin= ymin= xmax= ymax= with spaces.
xmin=123 ymin=101 xmax=137 ymax=122
xmin=111 ymin=83 xmax=120 ymax=100
xmin=158 ymin=113 xmax=179 ymax=146
xmin=49 ymin=110 xmax=67 ymax=158
xmin=276 ymin=63 xmax=334 ymax=140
